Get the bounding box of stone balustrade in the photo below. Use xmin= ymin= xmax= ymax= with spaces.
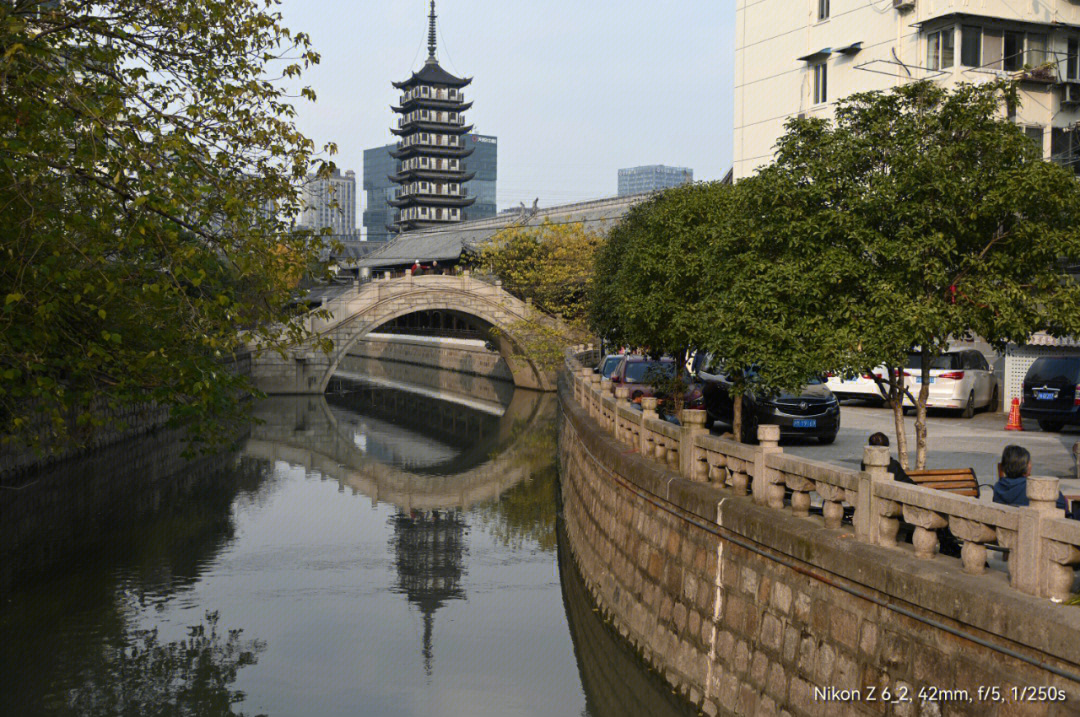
xmin=565 ymin=346 xmax=1080 ymax=603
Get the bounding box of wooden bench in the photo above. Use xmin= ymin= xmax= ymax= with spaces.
xmin=906 ymin=468 xmax=980 ymax=497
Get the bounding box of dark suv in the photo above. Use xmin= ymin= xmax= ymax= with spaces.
xmin=1020 ymin=356 xmax=1080 ymax=432
xmin=693 ymin=354 xmax=840 ymax=444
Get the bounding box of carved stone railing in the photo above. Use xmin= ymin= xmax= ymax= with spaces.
xmin=565 ymin=346 xmax=1080 ymax=603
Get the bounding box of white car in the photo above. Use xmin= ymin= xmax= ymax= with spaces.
xmin=825 ymin=368 xmax=888 ymax=403
xmin=901 ymin=349 xmax=998 ymax=418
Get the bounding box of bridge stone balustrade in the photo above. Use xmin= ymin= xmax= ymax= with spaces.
xmin=560 ymin=347 xmax=1080 ymax=716
xmin=249 ymin=274 xmax=566 ymax=395
xmin=243 ymin=388 xmax=553 ymax=512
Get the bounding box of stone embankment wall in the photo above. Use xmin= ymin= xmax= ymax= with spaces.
xmin=560 ymin=349 xmax=1080 ymax=716
xmin=0 ymin=352 xmax=250 ymax=481
xmin=346 ymin=334 xmax=512 ymax=381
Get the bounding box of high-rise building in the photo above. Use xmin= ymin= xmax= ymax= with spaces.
xmin=298 ymin=168 xmax=356 ymax=235
xmin=386 ymin=1 xmax=475 ymax=234
xmin=734 ymin=1 xmax=1080 ymax=179
xmin=364 ymin=135 xmax=497 ymax=243
xmin=617 ymin=165 xmax=693 ymax=196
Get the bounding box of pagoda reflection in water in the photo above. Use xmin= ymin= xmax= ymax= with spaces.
xmin=389 ymin=508 xmax=468 ymax=676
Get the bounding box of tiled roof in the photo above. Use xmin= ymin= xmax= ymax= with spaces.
xmin=350 ymin=193 xmax=654 ymax=270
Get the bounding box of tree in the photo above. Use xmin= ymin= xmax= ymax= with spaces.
xmin=0 ymin=1 xmax=336 ymax=450
xmin=590 ymin=180 xmax=849 ymax=440
xmin=473 ymin=220 xmax=602 ymax=371
xmin=762 ymin=80 xmax=1080 ymax=467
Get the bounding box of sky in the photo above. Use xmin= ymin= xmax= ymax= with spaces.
xmin=276 ymin=0 xmax=735 ymax=218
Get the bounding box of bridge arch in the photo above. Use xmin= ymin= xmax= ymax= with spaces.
xmin=251 ymin=274 xmax=561 ymax=395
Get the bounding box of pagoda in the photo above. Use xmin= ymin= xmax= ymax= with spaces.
xmin=388 ymin=1 xmax=475 ymax=233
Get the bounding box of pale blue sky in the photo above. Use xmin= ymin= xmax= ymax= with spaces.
xmin=277 ymin=1 xmax=735 ymax=213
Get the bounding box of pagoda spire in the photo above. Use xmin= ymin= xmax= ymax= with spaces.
xmin=427 ymin=0 xmax=437 ymax=60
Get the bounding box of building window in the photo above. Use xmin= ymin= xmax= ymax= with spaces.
xmin=817 ymin=0 xmax=829 ymax=21
xmin=1025 ymin=126 xmax=1044 ymax=155
xmin=1068 ymin=38 xmax=1079 ymax=80
xmin=811 ymin=61 xmax=827 ymax=105
xmin=1003 ymin=31 xmax=1023 ymax=72
xmin=1027 ymin=34 xmax=1047 ymax=66
xmin=961 ymin=26 xmax=981 ymax=67
xmin=927 ymin=28 xmax=954 ymax=70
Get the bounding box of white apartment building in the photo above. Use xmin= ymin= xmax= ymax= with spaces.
xmin=299 ymin=168 xmax=357 ymax=235
xmin=734 ymin=0 xmax=1080 ymax=179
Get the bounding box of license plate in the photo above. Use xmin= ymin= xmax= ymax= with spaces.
xmin=915 ymin=377 xmax=935 ymax=384
xmin=1036 ymin=391 xmax=1055 ymax=401
xmin=793 ymin=419 xmax=816 ymax=428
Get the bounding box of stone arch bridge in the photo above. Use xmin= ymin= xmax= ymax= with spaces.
xmin=250 ymin=274 xmax=562 ymax=394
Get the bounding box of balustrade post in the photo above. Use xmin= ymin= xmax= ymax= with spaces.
xmin=858 ymin=446 xmax=896 ymax=546
xmin=1026 ymin=476 xmax=1066 ymax=597
xmin=680 ymin=409 xmax=708 ymax=480
xmin=614 ymin=386 xmax=631 ymax=443
xmin=752 ymin=425 xmax=782 ymax=505
xmin=588 ymin=374 xmax=602 ymax=418
xmin=640 ymin=397 xmax=659 ymax=458
xmin=577 ymin=368 xmax=592 ymax=404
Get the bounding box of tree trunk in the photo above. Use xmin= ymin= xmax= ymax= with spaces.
xmin=733 ymin=391 xmax=744 ymax=443
xmin=915 ymin=347 xmax=930 ymax=470
xmin=888 ymin=366 xmax=910 ymax=470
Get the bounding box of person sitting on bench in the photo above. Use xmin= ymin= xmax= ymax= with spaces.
xmin=859 ymin=432 xmax=914 ymax=484
xmin=992 ymin=444 xmax=1073 ymax=518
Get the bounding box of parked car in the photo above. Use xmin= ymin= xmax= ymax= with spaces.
xmin=594 ymin=354 xmax=623 ymax=379
xmin=901 ymin=349 xmax=998 ymax=418
xmin=1019 ymin=356 xmax=1080 ymax=432
xmin=825 ymin=368 xmax=888 ymax=403
xmin=693 ymin=354 xmax=840 ymax=444
xmin=610 ymin=355 xmax=703 ymax=410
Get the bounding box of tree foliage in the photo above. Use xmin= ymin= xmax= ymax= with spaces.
xmin=0 ymin=0 xmax=335 ymax=450
xmin=473 ymin=220 xmax=602 ymax=370
xmin=762 ymin=80 xmax=1080 ymax=466
xmin=589 ymin=81 xmax=1080 ymax=451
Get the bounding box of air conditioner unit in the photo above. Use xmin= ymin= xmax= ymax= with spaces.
xmin=1064 ymin=82 xmax=1080 ymax=105
xmin=893 ymin=0 xmax=914 ymax=9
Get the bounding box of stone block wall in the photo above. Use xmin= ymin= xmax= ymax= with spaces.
xmin=347 ymin=335 xmax=512 ymax=381
xmin=559 ymin=368 xmax=1080 ymax=716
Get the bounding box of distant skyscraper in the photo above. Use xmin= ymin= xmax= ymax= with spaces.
xmin=364 ymin=135 xmax=496 ymax=243
xmin=617 ymin=165 xmax=693 ymax=196
xmin=299 ymin=168 xmax=356 ymax=235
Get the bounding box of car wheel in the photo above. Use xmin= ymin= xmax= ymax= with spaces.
xmin=818 ymin=433 xmax=837 ymax=445
xmin=988 ymin=385 xmax=999 ymax=413
xmin=1038 ymin=420 xmax=1064 ymax=433
xmin=961 ymin=391 xmax=975 ymax=419
xmin=901 ymin=406 xmax=913 ymax=416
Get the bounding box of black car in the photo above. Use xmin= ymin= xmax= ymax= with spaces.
xmin=693 ymin=354 xmax=840 ymax=444
xmin=1019 ymin=356 xmax=1080 ymax=432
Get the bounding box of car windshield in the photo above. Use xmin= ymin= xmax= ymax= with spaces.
xmin=624 ymin=361 xmax=676 ymax=383
xmin=906 ymin=353 xmax=960 ymax=371
xmin=1029 ymin=357 xmax=1080 ymax=383
xmin=600 ymin=356 xmax=622 ymax=378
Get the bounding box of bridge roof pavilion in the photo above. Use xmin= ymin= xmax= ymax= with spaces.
xmin=350 ymin=193 xmax=653 ymax=272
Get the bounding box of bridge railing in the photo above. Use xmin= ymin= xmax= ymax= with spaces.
xmin=564 ymin=346 xmax=1080 ymax=603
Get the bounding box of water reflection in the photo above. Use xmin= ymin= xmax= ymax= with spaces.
xmin=1 ymin=368 xmax=697 ymax=716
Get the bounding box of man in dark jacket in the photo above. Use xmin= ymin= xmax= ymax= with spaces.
xmin=992 ymin=444 xmax=1073 ymax=517
xmin=859 ymin=432 xmax=914 ymax=484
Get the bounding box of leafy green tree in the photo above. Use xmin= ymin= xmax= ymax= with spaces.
xmin=0 ymin=0 xmax=335 ymax=450
xmin=473 ymin=220 xmax=601 ymax=370
xmin=67 ymin=612 xmax=266 ymax=717
xmin=591 ymin=181 xmax=846 ymax=440
xmin=763 ymin=80 xmax=1080 ymax=467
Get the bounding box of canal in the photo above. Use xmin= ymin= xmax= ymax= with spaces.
xmin=0 ymin=370 xmax=695 ymax=717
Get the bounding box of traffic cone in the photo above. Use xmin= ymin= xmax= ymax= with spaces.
xmin=1005 ymin=397 xmax=1023 ymax=431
